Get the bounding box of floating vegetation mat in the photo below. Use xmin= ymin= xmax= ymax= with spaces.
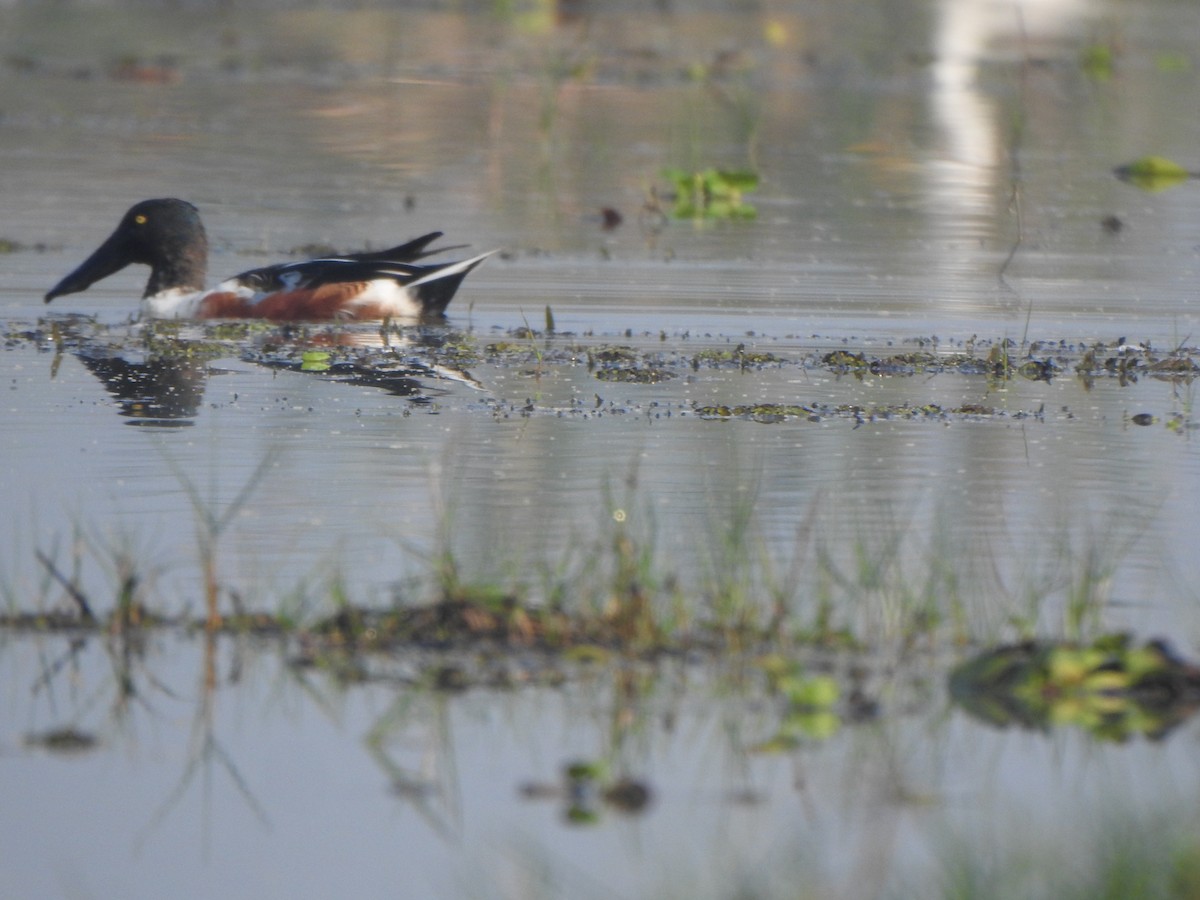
xmin=8 ymin=588 xmax=1200 ymax=744
xmin=6 ymin=316 xmax=1199 ymax=431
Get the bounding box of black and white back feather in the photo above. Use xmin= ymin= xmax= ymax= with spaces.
xmin=230 ymin=231 xmax=467 ymax=293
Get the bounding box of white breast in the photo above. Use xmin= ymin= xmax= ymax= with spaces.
xmin=140 ymin=288 xmax=209 ymax=319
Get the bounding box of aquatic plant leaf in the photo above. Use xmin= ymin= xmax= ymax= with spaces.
xmin=660 ymin=167 xmax=689 ymax=190
xmin=300 ymin=350 xmax=331 ymax=372
xmin=706 ymin=199 xmax=758 ymax=220
xmin=1080 ymin=43 xmax=1115 ymax=81
xmin=1114 ymin=156 xmax=1192 ymax=192
xmin=705 ymin=169 xmax=759 ymax=196
xmin=1154 ymin=51 xmax=1191 ymax=73
xmin=565 ymin=806 xmax=601 ymax=825
xmin=787 ymin=709 xmax=841 ymax=740
xmin=782 ymin=674 xmax=839 ymax=709
xmin=1045 ymin=645 xmax=1106 ymax=685
xmin=564 ymin=759 xmax=607 ymax=781
xmin=660 ymin=167 xmax=759 ymax=220
xmin=670 ymin=201 xmax=701 ymax=219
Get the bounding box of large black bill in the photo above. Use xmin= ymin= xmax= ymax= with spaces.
xmin=45 ymin=229 xmax=135 ymax=303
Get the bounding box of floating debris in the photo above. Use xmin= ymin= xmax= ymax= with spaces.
xmin=520 ymin=759 xmax=653 ymax=825
xmin=24 ymin=727 xmax=99 ymax=753
xmin=692 ymin=401 xmax=1045 ymax=424
xmin=5 ymin=321 xmax=1197 ymax=435
xmin=594 ymin=366 xmax=674 ymax=383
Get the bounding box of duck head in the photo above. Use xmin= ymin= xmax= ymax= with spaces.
xmin=45 ymin=198 xmax=209 ymax=303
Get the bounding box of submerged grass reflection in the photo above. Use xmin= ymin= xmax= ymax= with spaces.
xmin=4 ymin=457 xmax=1162 ymax=661
xmin=8 ymin=493 xmax=1200 ymax=899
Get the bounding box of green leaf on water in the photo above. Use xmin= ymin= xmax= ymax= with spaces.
xmin=787 ymin=709 xmax=841 ymax=740
xmin=706 ymin=199 xmax=758 ymax=220
xmin=1117 ymin=156 xmax=1188 ymax=177
xmin=705 ymin=169 xmax=759 ymax=197
xmin=1155 ymin=51 xmax=1191 ymax=73
xmin=1113 ymin=155 xmax=1192 ymax=192
xmin=660 ymin=167 xmax=759 ymax=220
xmin=564 ymin=759 xmax=607 ymax=781
xmin=300 ymin=350 xmax=331 ymax=372
xmin=781 ymin=674 xmax=840 ymax=709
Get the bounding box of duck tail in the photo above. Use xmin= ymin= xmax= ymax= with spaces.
xmin=408 ymin=250 xmax=496 ymax=316
xmin=358 ymin=232 xmax=468 ymax=264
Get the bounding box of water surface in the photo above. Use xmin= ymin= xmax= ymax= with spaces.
xmin=3 ymin=0 xmax=1200 ymax=896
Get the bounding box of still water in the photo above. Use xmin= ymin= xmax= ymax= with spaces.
xmin=3 ymin=0 xmax=1200 ymax=897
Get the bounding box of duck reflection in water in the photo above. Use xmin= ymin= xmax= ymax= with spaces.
xmin=67 ymin=327 xmax=478 ymax=426
xmin=76 ymin=350 xmax=208 ymax=426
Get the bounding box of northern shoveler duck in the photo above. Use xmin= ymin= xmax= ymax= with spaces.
xmin=44 ymin=198 xmax=494 ymax=321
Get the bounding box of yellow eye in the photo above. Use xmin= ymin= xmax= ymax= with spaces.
xmin=134 ymin=214 xmax=147 ymax=225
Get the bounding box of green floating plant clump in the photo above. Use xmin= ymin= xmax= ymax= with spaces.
xmin=661 ymin=167 xmax=759 ymax=220
xmin=950 ymin=634 xmax=1200 ymax=741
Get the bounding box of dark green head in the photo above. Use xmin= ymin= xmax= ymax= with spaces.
xmin=45 ymin=198 xmax=209 ymax=302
